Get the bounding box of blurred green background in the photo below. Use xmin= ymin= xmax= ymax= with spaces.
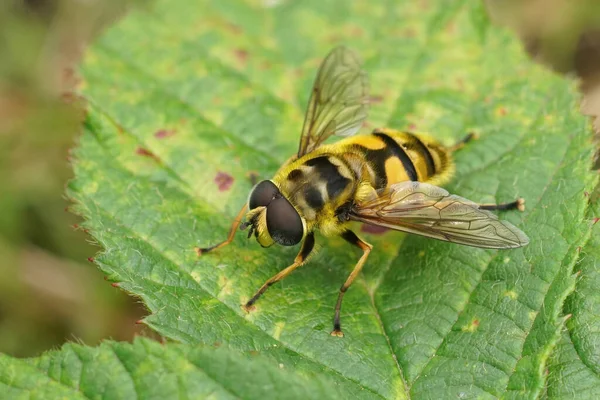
xmin=0 ymin=0 xmax=598 ymax=357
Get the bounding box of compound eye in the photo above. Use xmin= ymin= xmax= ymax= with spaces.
xmin=266 ymin=197 xmax=303 ymax=246
xmin=248 ymin=180 xmax=279 ymax=209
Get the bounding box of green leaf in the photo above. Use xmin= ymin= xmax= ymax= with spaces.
xmin=8 ymin=0 xmax=599 ymax=398
xmin=545 ymin=193 xmax=600 ymax=399
xmin=0 ymin=338 xmax=367 ymax=399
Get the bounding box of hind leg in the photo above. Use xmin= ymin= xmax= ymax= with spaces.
xmin=479 ymin=198 xmax=525 ymax=212
xmin=449 ymin=132 xmax=479 ymax=152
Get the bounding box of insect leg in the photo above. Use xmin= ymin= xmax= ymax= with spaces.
xmin=243 ymin=233 xmax=315 ymax=312
xmin=195 ymin=204 xmax=248 ymax=255
xmin=479 ymin=198 xmax=525 ymax=212
xmin=448 ymin=132 xmax=479 ymax=152
xmin=331 ymin=230 xmax=372 ymax=337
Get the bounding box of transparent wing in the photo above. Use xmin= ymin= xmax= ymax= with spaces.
xmin=350 ymin=182 xmax=529 ymax=249
xmin=297 ymin=46 xmax=369 ymax=158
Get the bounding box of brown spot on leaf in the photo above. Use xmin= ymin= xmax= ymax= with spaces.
xmin=369 ymin=95 xmax=384 ymax=103
xmin=403 ymin=28 xmax=416 ymax=37
xmin=111 ymin=282 xmax=120 ymax=288
xmin=408 ymin=123 xmax=417 ymax=131
xmin=60 ymin=91 xmax=78 ymax=104
xmin=136 ymin=147 xmax=160 ymax=162
xmin=87 ymin=257 xmax=94 ymax=263
xmin=215 ymin=171 xmax=234 ymax=191
xmin=349 ymin=26 xmax=364 ymax=37
xmin=247 ymin=171 xmax=260 ymax=186
xmin=593 ymin=217 xmax=599 ymax=225
xmin=115 ymin=122 xmax=125 ymax=135
xmin=227 ymin=23 xmax=242 ymax=35
xmin=234 ymin=48 xmax=249 ymax=65
xmin=361 ymin=225 xmax=389 ymax=235
xmin=154 ymin=129 xmax=175 ymax=139
xmin=462 ymin=318 xmax=480 ymax=332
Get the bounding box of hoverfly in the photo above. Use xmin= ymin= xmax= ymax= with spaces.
xmin=198 ymin=46 xmax=529 ymax=337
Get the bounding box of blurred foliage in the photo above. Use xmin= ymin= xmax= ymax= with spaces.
xmin=0 ymin=0 xmax=598 ymax=363
xmin=487 ymin=0 xmax=600 ymax=138
xmin=0 ymin=0 xmax=149 ymax=357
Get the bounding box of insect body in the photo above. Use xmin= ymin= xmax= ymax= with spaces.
xmin=265 ymin=129 xmax=454 ymax=245
xmin=198 ymin=47 xmax=529 ymax=337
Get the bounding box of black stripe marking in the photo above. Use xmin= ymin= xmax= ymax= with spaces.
xmin=374 ymin=133 xmax=418 ymax=181
xmin=359 ymin=146 xmax=388 ymax=188
xmin=305 ymin=156 xmax=351 ymax=200
xmin=299 ymin=233 xmax=315 ymax=260
xmin=411 ymin=135 xmax=436 ymax=177
xmin=304 ymin=186 xmax=325 ymax=209
xmin=287 ymin=169 xmax=303 ymax=181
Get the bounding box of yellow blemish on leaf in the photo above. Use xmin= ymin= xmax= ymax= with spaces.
xmin=190 ymin=271 xmax=202 ymax=283
xmin=529 ymin=311 xmax=538 ymax=321
xmin=504 ymin=290 xmax=518 ymax=300
xmin=273 ymin=322 xmax=285 ymax=340
xmin=84 ymin=181 xmax=99 ymax=194
xmin=461 ymin=318 xmax=480 ymax=332
xmin=418 ymin=251 xmax=426 ymax=257
xmin=494 ymin=106 xmax=507 ymax=117
xmin=503 ymin=257 xmax=510 ymax=264
xmin=217 ymin=275 xmax=233 ymax=299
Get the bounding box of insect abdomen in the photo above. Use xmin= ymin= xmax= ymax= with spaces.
xmin=347 ymin=128 xmax=454 ymax=189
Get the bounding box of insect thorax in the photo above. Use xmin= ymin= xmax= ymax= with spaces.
xmin=275 ymin=154 xmax=357 ymax=227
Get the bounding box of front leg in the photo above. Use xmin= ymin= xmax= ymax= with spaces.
xmin=243 ymin=233 xmax=315 ymax=312
xmin=196 ymin=204 xmax=248 ymax=255
xmin=331 ymin=230 xmax=372 ymax=337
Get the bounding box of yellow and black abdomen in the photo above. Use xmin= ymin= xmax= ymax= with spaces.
xmin=343 ymin=128 xmax=454 ymax=189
